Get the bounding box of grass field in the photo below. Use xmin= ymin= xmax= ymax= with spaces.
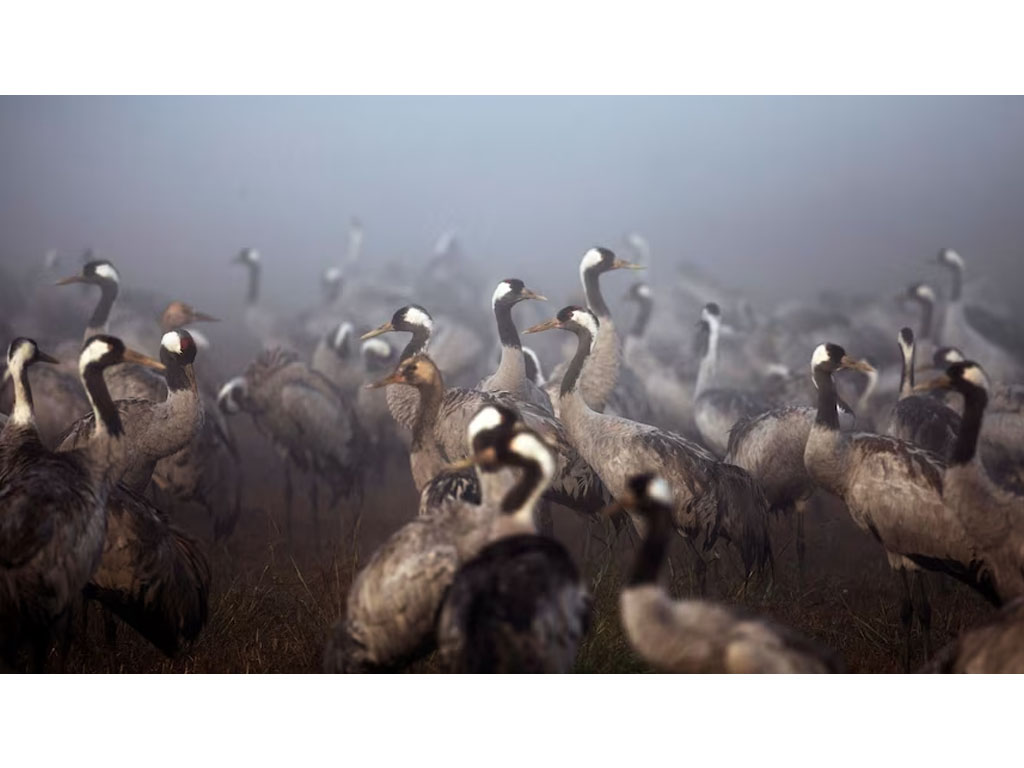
xmin=60 ymin=435 xmax=992 ymax=674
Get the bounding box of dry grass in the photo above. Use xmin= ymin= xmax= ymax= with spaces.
xmin=60 ymin=447 xmax=993 ymax=674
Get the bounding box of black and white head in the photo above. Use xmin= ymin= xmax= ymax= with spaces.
xmin=234 ymin=247 xmax=261 ymax=267
xmin=693 ymin=302 xmax=721 ymax=357
xmin=504 ymin=429 xmax=555 ymax=481
xmin=79 ymin=334 xmax=164 ymax=377
xmin=810 ymin=342 xmax=876 ymax=379
xmin=3 ymin=338 xmax=59 ymax=382
xmin=491 ymin=278 xmax=546 ymax=310
xmin=326 ymin=322 xmax=354 ymax=360
xmin=897 ymin=327 xmax=915 ymax=361
xmin=217 ymin=376 xmax=249 ymax=415
xmin=160 ymin=329 xmax=198 ymax=367
xmin=918 ymin=360 xmax=990 ymax=400
xmin=933 ymin=346 xmax=965 ymax=368
xmin=623 ymin=472 xmax=673 ymax=515
xmin=524 ymin=306 xmax=600 ymax=350
xmin=700 ymin=302 xmax=721 ymax=325
xmin=360 ymin=337 xmax=396 ymax=372
xmin=937 ymin=248 xmax=965 ymax=271
xmin=56 ymin=258 xmax=121 ymax=288
xmin=579 ymin=246 xmax=643 ymax=282
xmin=466 ymin=403 xmax=521 ymax=464
xmin=361 ymin=304 xmax=434 ymax=340
xmin=907 ymin=282 xmax=937 ymax=304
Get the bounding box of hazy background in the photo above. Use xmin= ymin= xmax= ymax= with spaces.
xmin=1 ymin=96 xmax=1023 ymax=312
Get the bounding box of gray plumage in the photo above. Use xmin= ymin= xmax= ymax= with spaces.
xmin=436 ymin=429 xmax=590 ymax=673
xmin=694 ymin=303 xmax=774 ymax=456
xmin=622 ymin=282 xmax=696 ymax=434
xmin=84 ymin=483 xmax=211 ymax=657
xmin=546 ymin=247 xmax=642 ymax=415
xmin=922 ymin=597 xmax=1024 ymax=673
xmin=323 ymin=405 xmax=519 ymax=673
xmin=0 ymin=336 xmax=145 ymax=669
xmin=622 ymin=585 xmax=840 ymax=673
xmin=228 ymin=346 xmax=364 ymax=500
xmin=929 ymin=362 xmax=1024 ymax=606
xmin=311 ymin=321 xmax=363 ymax=399
xmin=728 ymin=406 xmax=820 ymax=514
xmin=0 ymin=351 xmax=89 ymax=448
xmin=370 ymin=341 xmax=609 ymax=516
xmin=56 ymin=330 xmax=204 ymax=494
xmin=479 ymin=279 xmax=553 ymax=412
xmin=886 ymin=327 xmax=960 ymax=456
xmin=935 ymin=249 xmax=1024 ymax=384
xmin=531 ymin=307 xmax=773 ymax=580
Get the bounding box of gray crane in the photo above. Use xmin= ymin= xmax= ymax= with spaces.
xmin=545 ymin=247 xmax=644 ymax=416
xmin=917 ymin=360 xmax=1024 ymax=605
xmin=694 ymin=302 xmax=774 ymax=457
xmin=885 ymin=327 xmax=960 ymax=455
xmin=478 ymin=278 xmax=552 ymax=411
xmin=436 ymin=427 xmax=590 ymax=673
xmin=84 ymin=483 xmax=210 ymax=657
xmin=322 ymin=403 xmax=520 ymax=673
xmin=0 ymin=335 xmax=163 ymax=670
xmin=57 ymin=329 xmax=204 ymax=495
xmin=803 ymin=342 xmax=990 ymax=670
xmin=621 ymin=282 xmax=696 ymax=436
xmin=614 ymin=473 xmax=840 ymax=673
xmin=217 ymin=346 xmax=364 ymax=541
xmin=526 ymin=306 xmax=773 ymax=592
xmin=934 ymin=248 xmax=1024 ymax=384
xmin=364 ymin=306 xmax=609 ymax=519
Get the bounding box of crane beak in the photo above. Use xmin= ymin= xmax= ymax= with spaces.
xmin=524 ymin=318 xmax=561 ymax=334
xmin=840 ymin=356 xmax=875 ymax=374
xmin=191 ymin=310 xmax=220 ymax=323
xmin=521 ymin=289 xmax=547 ymax=302
xmin=443 ymin=446 xmax=499 ymax=472
xmin=611 ymin=258 xmax=645 ymax=271
xmin=914 ymin=374 xmax=952 ymax=393
xmin=37 ymin=351 xmax=60 ymax=365
xmin=365 ymin=369 xmax=405 ymax=389
xmin=361 ymin=321 xmax=395 ymax=340
xmin=55 ymin=274 xmax=87 ymax=286
xmin=123 ymin=348 xmax=166 ymax=372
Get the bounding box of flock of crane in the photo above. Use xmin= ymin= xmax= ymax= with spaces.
xmin=1 ymin=224 xmax=1022 ymax=673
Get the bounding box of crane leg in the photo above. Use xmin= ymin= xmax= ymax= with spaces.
xmin=899 ymin=568 xmax=914 ymax=672
xmin=795 ymin=498 xmax=807 ymax=587
xmin=685 ymin=537 xmax=708 ymax=597
xmin=582 ymin=519 xmax=593 ymax=568
xmin=309 ymin=475 xmax=321 ymax=550
xmin=914 ymin=571 xmax=933 ymax=662
xmin=103 ymin=610 xmax=118 ymax=648
xmin=283 ymin=462 xmax=293 ymax=543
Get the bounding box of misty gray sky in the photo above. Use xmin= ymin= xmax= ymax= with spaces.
xmin=1 ymin=96 xmax=1022 ymax=313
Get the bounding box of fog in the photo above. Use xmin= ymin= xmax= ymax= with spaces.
xmin=2 ymin=96 xmax=1023 ymax=312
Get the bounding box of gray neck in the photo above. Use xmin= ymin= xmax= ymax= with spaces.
xmin=899 ymin=342 xmax=915 ymax=398
xmin=84 ymin=281 xmax=119 ymax=342
xmin=694 ymin=325 xmax=718 ymax=399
